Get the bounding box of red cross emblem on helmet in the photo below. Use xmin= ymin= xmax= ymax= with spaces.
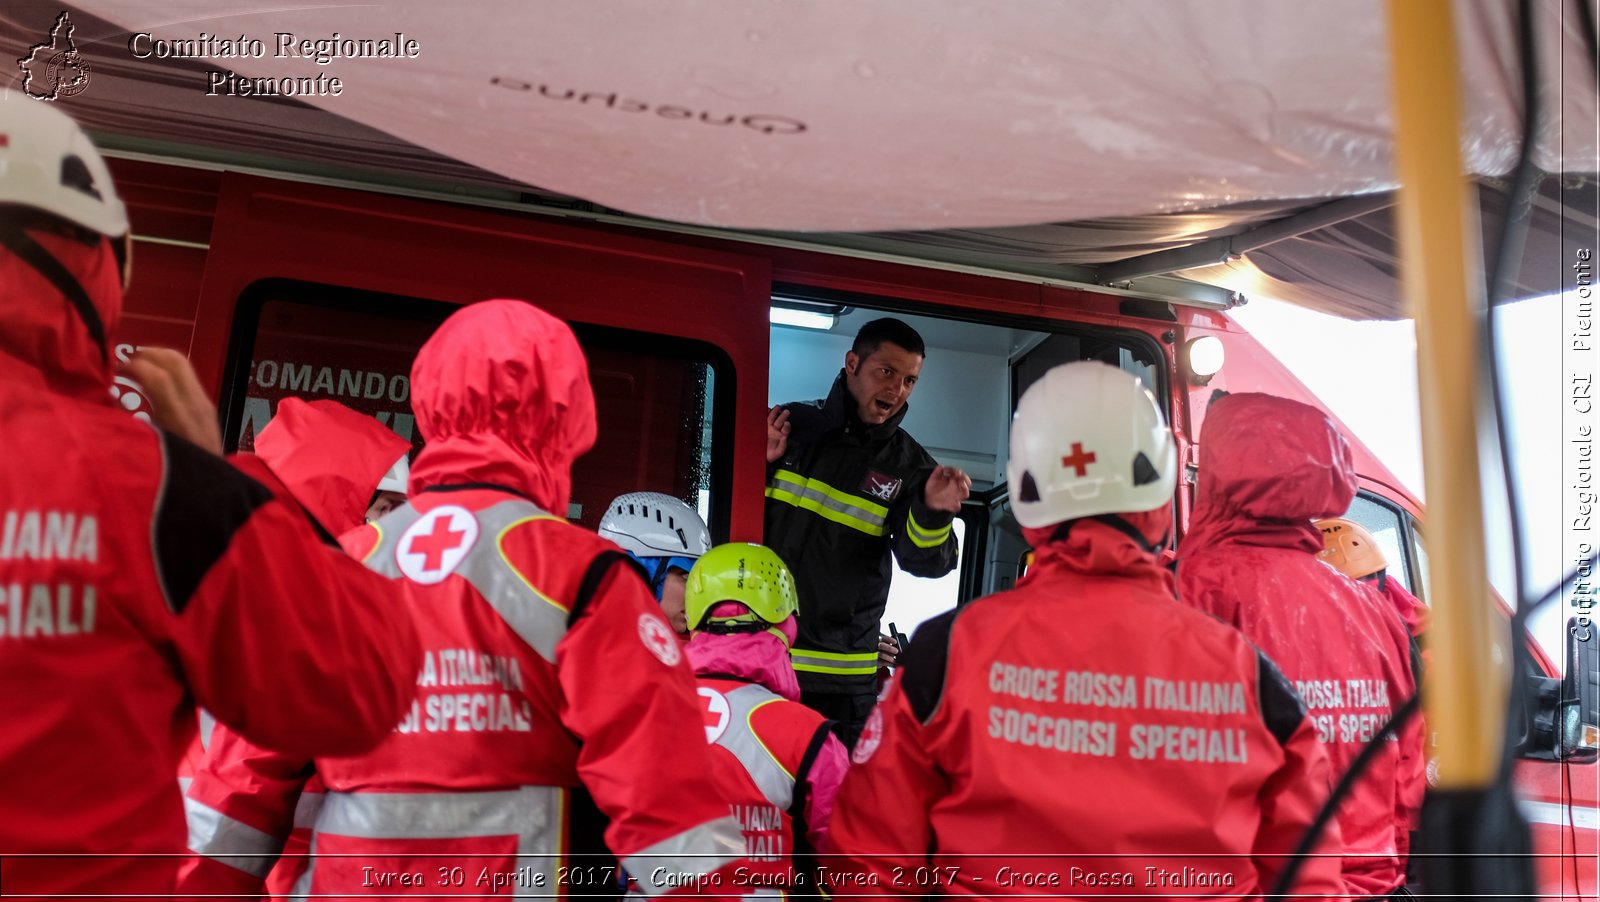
xmin=1061 ymin=442 xmax=1097 ymax=477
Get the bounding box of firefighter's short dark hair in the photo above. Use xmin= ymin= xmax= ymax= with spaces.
xmin=852 ymin=318 xmax=926 ymax=359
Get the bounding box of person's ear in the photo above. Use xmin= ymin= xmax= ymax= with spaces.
xmin=845 ymin=350 xmax=859 ymax=375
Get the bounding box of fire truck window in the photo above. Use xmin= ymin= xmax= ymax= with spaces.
xmin=227 ymin=293 xmax=725 ymax=535
xmin=1343 ymin=492 xmax=1416 ymax=595
xmin=882 ymin=519 xmax=968 ymax=639
xmin=1010 ymin=332 xmax=1161 ymax=412
xmin=1410 ymin=525 xmax=1430 ymax=603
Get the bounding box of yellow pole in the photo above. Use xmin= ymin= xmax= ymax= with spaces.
xmin=1388 ymin=0 xmax=1502 ymax=785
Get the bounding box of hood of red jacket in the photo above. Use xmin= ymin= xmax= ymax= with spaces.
xmin=686 ymin=604 xmax=802 ymax=702
xmin=1020 ymin=506 xmax=1175 ymax=591
xmin=1185 ymin=392 xmax=1358 ymax=556
xmin=0 ymin=229 xmax=121 ymax=402
xmin=254 ymin=398 xmax=411 ymax=535
xmin=408 ymin=300 xmax=597 ymax=514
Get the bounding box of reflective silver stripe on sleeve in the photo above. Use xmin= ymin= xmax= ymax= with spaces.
xmin=368 ymin=499 xmax=573 ymax=663
xmin=291 ymin=789 xmax=324 ymax=830
xmin=303 ymin=787 xmax=563 ymax=897
xmin=198 ymin=708 xmax=216 ymax=750
xmin=185 ymin=796 xmax=279 ymax=879
xmin=315 ymin=786 xmax=555 ymax=839
xmin=622 ymin=815 xmax=746 ymax=898
xmin=287 ymin=832 xmax=318 ymax=902
xmin=714 ymin=684 xmax=795 ymax=810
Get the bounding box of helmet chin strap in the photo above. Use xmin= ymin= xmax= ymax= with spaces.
xmin=116 ymin=232 xmax=133 ymax=292
xmin=644 ymin=558 xmax=671 ymax=600
xmin=0 ymin=221 xmax=110 ymax=368
xmin=701 ymin=618 xmax=792 ymax=647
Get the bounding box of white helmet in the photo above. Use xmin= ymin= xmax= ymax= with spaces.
xmin=0 ymin=93 xmax=128 ymax=236
xmin=377 ymin=454 xmax=409 ymax=495
xmin=1007 ymin=361 xmax=1176 ymax=528
xmin=599 ymin=492 xmax=711 ymax=558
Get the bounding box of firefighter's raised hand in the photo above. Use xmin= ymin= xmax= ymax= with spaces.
xmin=923 ymin=465 xmax=972 ymax=513
xmin=766 ymin=405 xmax=791 ymax=463
xmin=120 ymin=347 xmax=224 ymax=455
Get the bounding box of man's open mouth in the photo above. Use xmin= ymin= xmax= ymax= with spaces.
xmin=874 ymin=399 xmax=894 ymax=415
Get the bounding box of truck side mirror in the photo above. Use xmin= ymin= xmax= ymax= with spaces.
xmin=1559 ymin=617 xmax=1600 ymax=760
xmin=1518 ymin=618 xmax=1599 ymax=762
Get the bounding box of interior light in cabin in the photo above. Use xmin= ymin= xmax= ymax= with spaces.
xmin=1182 ymin=335 xmax=1225 ymax=385
xmin=770 ymin=306 xmax=837 ymax=330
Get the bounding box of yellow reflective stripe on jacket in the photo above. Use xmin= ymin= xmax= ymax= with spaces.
xmin=765 ymin=469 xmax=889 ymax=537
xmin=906 ymin=509 xmax=953 ymax=549
xmin=790 ymin=648 xmax=879 ymax=676
xmin=769 ymin=469 xmax=890 ymax=516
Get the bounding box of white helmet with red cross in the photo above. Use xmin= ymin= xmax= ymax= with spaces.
xmin=1007 ymin=361 xmax=1176 ymax=528
xmin=0 ymin=93 xmax=128 ymax=237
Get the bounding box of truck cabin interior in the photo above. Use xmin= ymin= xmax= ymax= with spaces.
xmin=772 ymin=302 xmax=1154 ymax=630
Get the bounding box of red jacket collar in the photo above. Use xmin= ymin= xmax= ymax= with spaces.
xmin=0 ymin=230 xmax=122 ymax=404
xmin=1021 ymin=511 xmax=1175 ymax=594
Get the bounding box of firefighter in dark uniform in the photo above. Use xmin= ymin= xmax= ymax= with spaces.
xmin=765 ymin=318 xmax=970 ymax=748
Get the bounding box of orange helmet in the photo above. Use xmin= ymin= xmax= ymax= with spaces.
xmin=1316 ymin=517 xmax=1388 ymax=579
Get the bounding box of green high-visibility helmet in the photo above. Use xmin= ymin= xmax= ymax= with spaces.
xmin=685 ymin=542 xmax=798 ymax=631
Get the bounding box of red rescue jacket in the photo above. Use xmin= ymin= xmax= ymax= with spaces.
xmin=1374 ymin=572 xmax=1428 ymax=639
xmin=687 ymin=610 xmax=850 ymax=896
xmin=1371 ymin=572 xmax=1427 ymax=857
xmin=182 ymin=300 xmax=746 ymax=899
xmin=252 ymin=397 xmax=411 ymax=536
xmin=179 ymin=398 xmax=411 ymax=896
xmin=0 ymin=225 xmax=417 ymax=896
xmin=828 ymin=509 xmax=1345 ymax=898
xmin=1178 ymin=392 xmax=1423 ymax=898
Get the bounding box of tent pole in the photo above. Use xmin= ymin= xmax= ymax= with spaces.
xmin=1389 ymin=0 xmax=1499 ymax=790
xmin=1389 ymin=0 xmax=1532 ymax=895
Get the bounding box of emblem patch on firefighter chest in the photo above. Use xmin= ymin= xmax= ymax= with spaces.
xmin=860 ymin=470 xmax=904 ymax=503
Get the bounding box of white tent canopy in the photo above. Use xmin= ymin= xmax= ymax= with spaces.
xmin=8 ymin=0 xmax=1597 ymax=318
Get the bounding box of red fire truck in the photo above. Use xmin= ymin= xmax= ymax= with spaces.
xmin=104 ymin=154 xmax=1597 ymax=898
